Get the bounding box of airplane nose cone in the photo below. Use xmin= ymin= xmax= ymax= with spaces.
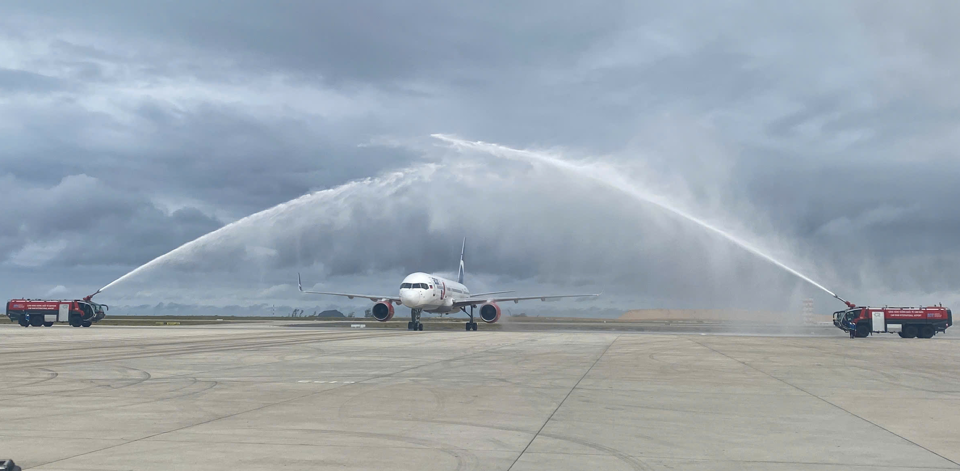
xmin=400 ymin=291 xmax=418 ymax=307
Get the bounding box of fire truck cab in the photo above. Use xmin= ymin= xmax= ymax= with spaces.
xmin=833 ymin=306 xmax=952 ymax=339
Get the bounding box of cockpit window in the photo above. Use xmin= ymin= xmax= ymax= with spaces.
xmin=401 ymin=283 xmax=411 ymax=289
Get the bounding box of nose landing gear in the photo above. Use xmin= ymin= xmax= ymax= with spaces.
xmin=408 ymin=308 xmax=423 ymax=331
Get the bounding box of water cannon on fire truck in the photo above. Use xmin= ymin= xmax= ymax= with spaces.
xmin=6 ymin=289 xmax=109 ymax=328
xmin=832 ymin=293 xmax=857 ymax=309
xmin=83 ymin=289 xmax=102 ymax=303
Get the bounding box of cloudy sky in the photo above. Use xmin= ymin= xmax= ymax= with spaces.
xmin=2 ymin=0 xmax=958 ymax=317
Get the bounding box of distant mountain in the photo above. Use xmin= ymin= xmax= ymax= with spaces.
xmin=105 ymin=302 xmax=625 ymax=318
xmin=109 ymin=303 xmax=331 ymax=317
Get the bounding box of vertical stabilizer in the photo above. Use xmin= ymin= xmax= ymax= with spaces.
xmin=457 ymin=238 xmax=465 ymax=284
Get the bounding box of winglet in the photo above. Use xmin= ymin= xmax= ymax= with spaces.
xmin=297 ymin=273 xmax=303 ymax=292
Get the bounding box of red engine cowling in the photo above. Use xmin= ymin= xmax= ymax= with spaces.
xmin=371 ymin=302 xmax=394 ymax=322
xmin=479 ymin=303 xmax=501 ymax=323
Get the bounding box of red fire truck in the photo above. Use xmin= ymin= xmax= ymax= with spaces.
xmin=833 ymin=305 xmax=952 ymax=339
xmin=6 ymin=296 xmax=109 ymax=328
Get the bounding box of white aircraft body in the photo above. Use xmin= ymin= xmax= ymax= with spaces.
xmin=298 ymin=241 xmax=599 ymax=331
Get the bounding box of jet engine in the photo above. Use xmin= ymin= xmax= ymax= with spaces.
xmin=371 ymin=301 xmax=395 ymax=322
xmin=479 ymin=303 xmax=501 ymax=323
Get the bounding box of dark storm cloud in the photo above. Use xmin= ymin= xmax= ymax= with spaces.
xmin=1 ymin=0 xmax=958 ymax=312
xmin=3 ymin=0 xmax=629 ymax=84
xmin=0 ymin=174 xmax=221 ymax=268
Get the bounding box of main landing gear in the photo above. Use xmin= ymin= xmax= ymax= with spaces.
xmin=408 ymin=308 xmax=424 ymax=331
xmin=460 ymin=305 xmax=478 ymax=331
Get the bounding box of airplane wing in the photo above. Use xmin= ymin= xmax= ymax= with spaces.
xmin=297 ymin=273 xmax=400 ymax=303
xmin=467 ymin=290 xmax=514 ymax=298
xmin=453 ymin=293 xmax=600 ymax=307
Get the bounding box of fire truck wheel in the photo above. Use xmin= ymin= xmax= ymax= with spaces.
xmin=43 ymin=322 xmax=53 ymax=327
xmin=81 ymin=322 xmax=92 ymax=328
xmin=901 ymin=325 xmax=918 ymax=339
xmin=18 ymin=317 xmax=29 ymax=327
xmin=855 ymin=324 xmax=870 ymax=338
xmin=918 ymin=325 xmax=935 ymax=339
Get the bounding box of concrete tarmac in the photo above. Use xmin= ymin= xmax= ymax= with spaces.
xmin=1 ymin=323 xmax=958 ymax=470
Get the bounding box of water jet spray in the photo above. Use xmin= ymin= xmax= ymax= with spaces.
xmin=433 ymin=134 xmax=855 ymax=307
xmin=93 ymin=166 xmax=438 ymax=295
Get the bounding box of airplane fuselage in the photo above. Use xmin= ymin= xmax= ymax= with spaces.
xmin=399 ymin=272 xmax=469 ymax=313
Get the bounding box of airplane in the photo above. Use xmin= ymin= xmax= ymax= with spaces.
xmin=297 ymin=240 xmax=600 ymax=331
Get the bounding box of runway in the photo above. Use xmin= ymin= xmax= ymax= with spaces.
xmin=1 ymin=324 xmax=958 ymax=470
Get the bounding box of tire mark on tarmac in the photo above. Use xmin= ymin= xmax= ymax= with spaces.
xmin=1 ymin=333 xmax=409 ymax=420
xmin=539 ymin=433 xmax=651 ymax=471
xmin=842 ymin=360 xmax=960 ymax=397
xmin=0 ymin=369 xmax=172 ymax=402
xmin=1 ymin=332 xmax=439 ymax=422
xmin=0 ymin=331 xmax=406 ymax=370
xmin=0 ymin=367 xmax=58 ymax=391
xmin=2 ymin=377 xmax=220 ymax=422
xmin=126 ymin=331 xmax=416 ymax=385
xmin=0 ymin=331 xmax=356 ymax=356
xmin=145 ymin=429 xmax=481 ymax=471
xmin=0 ymin=329 xmax=374 ymax=356
xmin=29 ymin=332 xmax=535 ymax=470
xmin=0 ymin=365 xmax=157 ymax=401
xmin=0 ymin=334 xmax=401 ymax=403
xmin=105 ymin=365 xmax=153 ymax=390
xmin=689 ymin=337 xmax=960 ymax=469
